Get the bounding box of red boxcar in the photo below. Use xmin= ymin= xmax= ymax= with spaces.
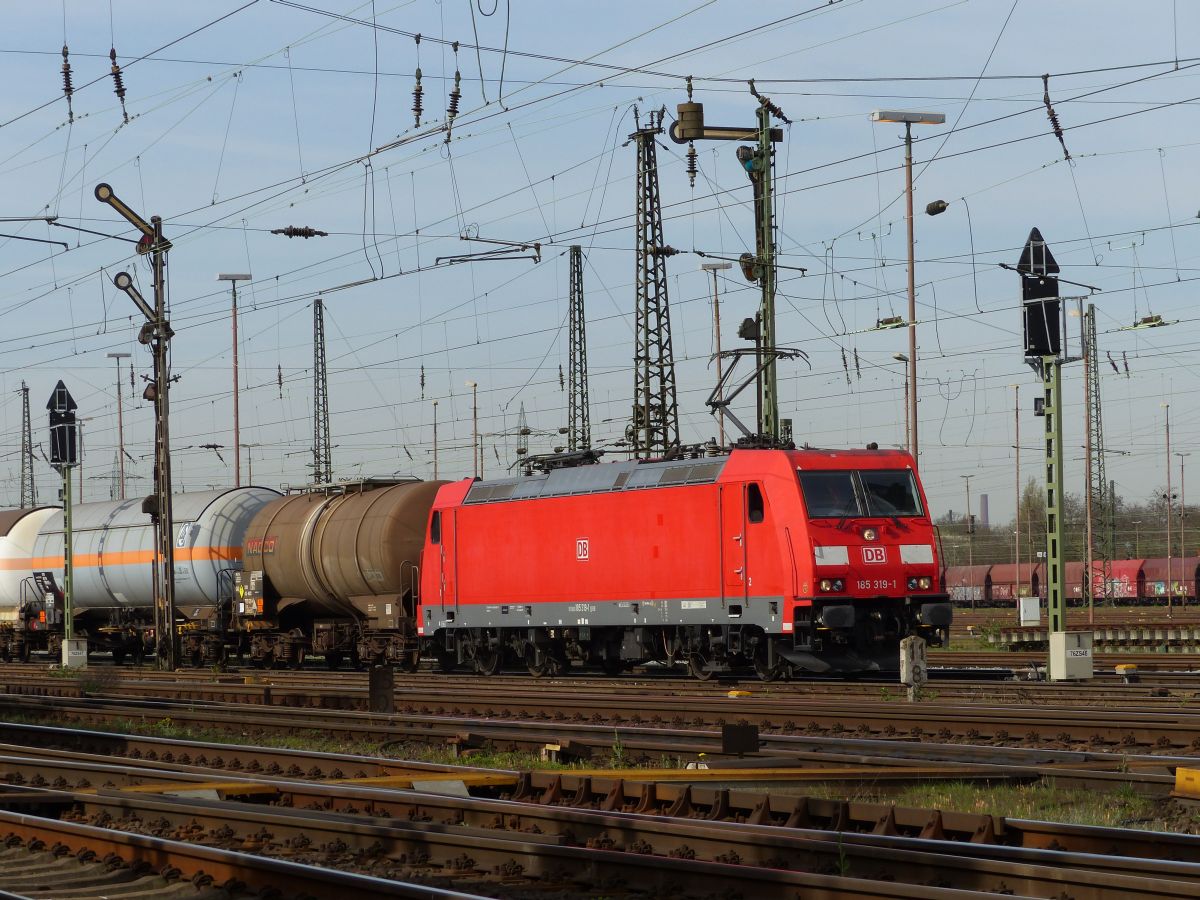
xmin=986 ymin=563 xmax=1042 ymax=604
xmin=417 ymin=448 xmax=950 ymax=679
xmin=944 ymin=565 xmax=989 ymax=607
xmin=1142 ymin=557 xmax=1197 ymax=602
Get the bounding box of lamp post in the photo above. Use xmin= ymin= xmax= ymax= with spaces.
xmin=465 ymin=381 xmax=479 ymax=478
xmin=893 ymin=352 xmax=909 ymax=451
xmin=432 ymin=400 xmax=439 ymax=480
xmin=1164 ymin=403 xmax=1173 ymax=617
xmin=1178 ymin=450 xmax=1190 ymax=606
xmin=961 ymin=474 xmax=974 ymax=585
xmin=106 ymin=353 xmax=131 ymax=500
xmin=217 ymin=273 xmax=252 ymax=487
xmin=700 ymin=261 xmax=733 ymax=446
xmin=870 ymin=110 xmax=945 ymax=468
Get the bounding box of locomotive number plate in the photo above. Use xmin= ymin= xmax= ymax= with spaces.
xmin=857 ymin=579 xmax=896 ymax=591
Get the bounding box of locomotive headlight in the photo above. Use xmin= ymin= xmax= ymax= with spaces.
xmin=820 ymin=579 xmax=833 ymax=592
xmin=862 ymin=527 xmax=877 ymax=541
xmin=918 ymin=577 xmax=932 ymax=590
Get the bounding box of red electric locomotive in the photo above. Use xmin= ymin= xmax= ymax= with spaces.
xmin=417 ymin=447 xmax=950 ymax=679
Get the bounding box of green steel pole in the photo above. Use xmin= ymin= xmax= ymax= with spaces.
xmin=757 ymin=103 xmax=778 ymax=442
xmin=1043 ymin=357 xmax=1066 ymax=632
xmin=62 ymin=466 xmax=72 ymax=645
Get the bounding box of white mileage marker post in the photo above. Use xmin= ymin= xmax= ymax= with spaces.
xmin=900 ymin=635 xmax=926 ymax=702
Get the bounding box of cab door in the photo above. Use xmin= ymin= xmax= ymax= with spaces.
xmin=429 ymin=509 xmax=456 ymax=618
xmin=720 ymin=484 xmax=748 ymax=604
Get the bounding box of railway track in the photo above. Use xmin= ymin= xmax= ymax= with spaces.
xmin=9 ymin=677 xmax=1200 ymax=760
xmin=8 ymin=664 xmax=1200 ymax=718
xmin=0 ymin=721 xmax=1190 ymax=898
xmin=6 ymin=663 xmax=1200 ymax=894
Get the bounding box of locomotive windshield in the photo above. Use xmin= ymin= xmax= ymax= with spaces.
xmin=798 ymin=469 xmax=923 ymax=518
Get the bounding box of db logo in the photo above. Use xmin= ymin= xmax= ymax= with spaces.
xmin=861 ymin=546 xmax=887 ymax=565
xmin=576 ymin=538 xmax=590 ymax=561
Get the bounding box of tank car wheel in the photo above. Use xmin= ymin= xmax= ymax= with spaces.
xmin=289 ymin=648 xmax=306 ymax=670
xmin=112 ymin=650 xmax=126 ymax=666
xmin=688 ymin=653 xmax=715 ymax=681
xmin=600 ymin=657 xmax=624 ymax=677
xmin=18 ymin=643 xmax=30 ymax=663
xmin=188 ymin=646 xmax=203 ymax=668
xmin=325 ymin=652 xmax=344 ymax=670
xmin=0 ymin=646 xmax=10 ymax=663
xmin=474 ymin=646 xmax=502 ymax=677
xmin=399 ymin=650 xmax=420 ymax=673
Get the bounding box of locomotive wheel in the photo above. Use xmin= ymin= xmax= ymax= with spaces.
xmin=688 ymin=653 xmax=714 ymax=681
xmin=474 ymin=646 xmax=502 ymax=676
xmin=600 ymin=656 xmax=624 ymax=677
xmin=435 ymin=649 xmax=458 ymax=673
xmin=188 ymin=646 xmax=203 ymax=668
xmin=525 ymin=645 xmax=547 ymax=678
xmin=753 ymin=646 xmax=782 ymax=683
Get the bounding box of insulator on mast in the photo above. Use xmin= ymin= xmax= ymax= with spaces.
xmin=448 ymin=70 xmax=462 ymax=121
xmin=110 ymin=48 xmax=129 ymax=123
xmin=412 ymin=67 xmax=424 ymax=127
xmin=686 ymin=141 xmax=697 ymax=188
xmin=411 ymin=34 xmax=423 ymax=128
xmin=61 ymin=45 xmax=75 ymax=123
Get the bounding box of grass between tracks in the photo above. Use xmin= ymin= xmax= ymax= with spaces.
xmin=828 ymin=780 xmax=1170 ymax=831
xmin=4 ymin=710 xmax=676 ymax=772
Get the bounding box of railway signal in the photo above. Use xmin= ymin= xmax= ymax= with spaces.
xmin=1013 ymin=228 xmax=1092 ymax=681
xmin=47 ymin=381 xmax=84 ymax=670
xmin=673 ymin=82 xmax=790 ymax=444
xmin=96 ymin=183 xmax=178 ymax=671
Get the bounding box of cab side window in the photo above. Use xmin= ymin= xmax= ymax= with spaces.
xmin=747 ymin=484 xmax=765 ymax=524
xmin=430 ymin=510 xmax=442 ymax=545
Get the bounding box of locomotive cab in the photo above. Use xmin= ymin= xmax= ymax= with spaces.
xmin=791 ymin=455 xmax=952 ymax=671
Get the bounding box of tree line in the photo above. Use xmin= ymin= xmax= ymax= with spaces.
xmin=936 ymin=478 xmax=1188 ymax=568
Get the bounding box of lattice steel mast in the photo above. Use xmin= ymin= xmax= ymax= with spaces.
xmin=313 ymin=298 xmax=332 ymax=484
xmin=630 ymin=108 xmax=680 ymax=458
xmin=567 ymin=245 xmax=590 ymax=452
xmin=1084 ymin=304 xmax=1111 ymax=599
xmin=18 ymin=381 xmax=35 ymax=507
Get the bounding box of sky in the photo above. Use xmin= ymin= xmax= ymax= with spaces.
xmin=0 ymin=0 xmax=1197 ymax=526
